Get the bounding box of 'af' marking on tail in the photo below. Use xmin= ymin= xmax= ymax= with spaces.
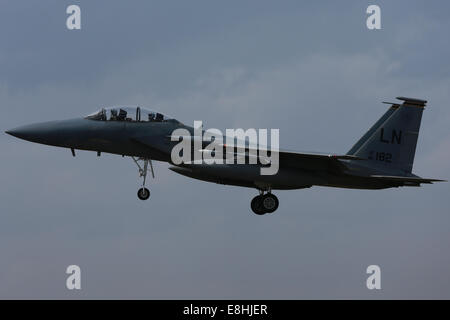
xmin=379 ymin=128 xmax=402 ymax=144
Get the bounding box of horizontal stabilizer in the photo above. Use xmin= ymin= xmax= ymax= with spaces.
xmin=370 ymin=175 xmax=446 ymax=184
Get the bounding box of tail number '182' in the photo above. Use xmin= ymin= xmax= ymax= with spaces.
xmin=368 ymin=151 xmax=392 ymax=163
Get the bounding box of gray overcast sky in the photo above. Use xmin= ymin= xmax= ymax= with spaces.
xmin=1 ymin=0 xmax=450 ymax=299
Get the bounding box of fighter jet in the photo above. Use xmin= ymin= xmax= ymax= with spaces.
xmin=5 ymin=97 xmax=445 ymax=215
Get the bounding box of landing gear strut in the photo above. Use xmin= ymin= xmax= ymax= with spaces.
xmin=132 ymin=157 xmax=154 ymax=200
xmin=251 ymin=190 xmax=279 ymax=215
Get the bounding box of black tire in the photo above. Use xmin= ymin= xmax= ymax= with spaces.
xmin=261 ymin=194 xmax=279 ymax=213
xmin=137 ymin=187 xmax=150 ymax=200
xmin=251 ymin=195 xmax=266 ymax=215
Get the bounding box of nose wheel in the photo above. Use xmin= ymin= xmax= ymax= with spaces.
xmin=251 ymin=191 xmax=279 ymax=215
xmin=137 ymin=187 xmax=150 ymax=200
xmin=132 ymin=157 xmax=154 ymax=201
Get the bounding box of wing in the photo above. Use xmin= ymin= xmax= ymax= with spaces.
xmin=276 ymin=150 xmax=363 ymax=161
xmin=222 ymin=147 xmax=363 ymax=173
xmin=273 ymin=150 xmax=363 ymax=172
xmin=170 ymin=134 xmax=363 ymax=172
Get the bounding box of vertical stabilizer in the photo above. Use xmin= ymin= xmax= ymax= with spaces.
xmin=348 ymin=97 xmax=427 ymax=174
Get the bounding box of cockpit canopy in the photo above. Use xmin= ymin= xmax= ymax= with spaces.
xmin=85 ymin=106 xmax=178 ymax=123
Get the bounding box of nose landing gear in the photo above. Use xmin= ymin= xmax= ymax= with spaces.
xmin=132 ymin=157 xmax=154 ymax=200
xmin=251 ymin=190 xmax=279 ymax=215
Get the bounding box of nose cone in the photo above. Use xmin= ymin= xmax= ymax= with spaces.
xmin=6 ymin=122 xmax=54 ymax=144
xmin=5 ymin=119 xmax=84 ymax=146
xmin=6 ymin=124 xmax=36 ymax=141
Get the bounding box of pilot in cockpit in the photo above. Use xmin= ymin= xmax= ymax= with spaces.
xmin=117 ymin=109 xmax=127 ymax=121
xmin=148 ymin=113 xmax=156 ymax=122
xmin=110 ymin=109 xmax=118 ymax=121
xmin=155 ymin=113 xmax=164 ymax=121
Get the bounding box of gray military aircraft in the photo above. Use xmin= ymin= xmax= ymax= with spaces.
xmin=5 ymin=97 xmax=445 ymax=215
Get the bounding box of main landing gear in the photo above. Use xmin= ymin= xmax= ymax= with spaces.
xmin=132 ymin=157 xmax=154 ymax=200
xmin=251 ymin=190 xmax=279 ymax=215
